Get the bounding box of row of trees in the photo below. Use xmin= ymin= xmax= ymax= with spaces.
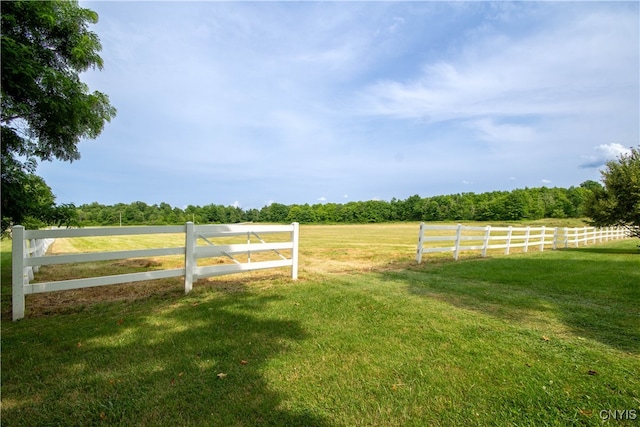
xmin=76 ymin=184 xmax=600 ymax=226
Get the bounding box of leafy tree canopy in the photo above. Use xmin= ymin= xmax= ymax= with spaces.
xmin=585 ymin=146 xmax=640 ymax=238
xmin=1 ymin=0 xmax=115 ymax=233
xmin=74 ymin=185 xmax=599 ymax=227
xmin=1 ymin=166 xmax=78 ymax=232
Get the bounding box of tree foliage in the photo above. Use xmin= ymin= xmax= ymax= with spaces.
xmin=0 ymin=165 xmax=77 ymax=231
xmin=585 ymin=146 xmax=640 ymax=238
xmin=73 ymin=185 xmax=596 ymax=227
xmin=1 ymin=0 xmax=115 ymax=233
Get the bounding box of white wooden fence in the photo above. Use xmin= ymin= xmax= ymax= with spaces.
xmin=416 ymin=223 xmax=630 ymax=263
xmin=23 ymin=236 xmax=55 ymax=281
xmin=12 ymin=222 xmax=299 ymax=321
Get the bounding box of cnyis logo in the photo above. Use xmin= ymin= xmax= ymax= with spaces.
xmin=599 ymin=409 xmax=637 ymax=420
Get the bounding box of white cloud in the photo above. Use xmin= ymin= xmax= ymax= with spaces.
xmin=357 ymin=6 xmax=638 ymax=123
xmin=470 ymin=118 xmax=535 ymax=144
xmin=386 ymin=16 xmax=405 ymax=34
xmin=541 ymin=179 xmax=552 ymax=184
xmin=579 ymin=143 xmax=632 ymax=168
xmin=597 ymin=143 xmax=631 ymax=158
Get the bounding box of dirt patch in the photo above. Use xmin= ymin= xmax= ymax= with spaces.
xmin=112 ymin=259 xmax=161 ymax=268
xmin=22 ymin=278 xmax=185 ymax=318
xmin=10 ymin=255 xmax=180 ymax=319
xmin=14 ymin=267 xmax=297 ymax=319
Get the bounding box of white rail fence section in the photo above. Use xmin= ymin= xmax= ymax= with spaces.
xmin=23 ymin=236 xmax=56 ymax=281
xmin=12 ymin=222 xmax=299 ymax=321
xmin=416 ymin=223 xmax=630 ymax=264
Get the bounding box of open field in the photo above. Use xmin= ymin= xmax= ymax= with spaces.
xmin=2 ymin=221 xmax=639 ymax=426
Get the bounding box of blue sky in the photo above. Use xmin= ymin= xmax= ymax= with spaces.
xmin=38 ymin=1 xmax=639 ymax=209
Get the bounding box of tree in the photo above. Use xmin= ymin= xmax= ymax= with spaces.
xmin=585 ymin=146 xmax=640 ymax=238
xmin=287 ymin=204 xmax=317 ymax=224
xmin=0 ymin=167 xmax=78 ymax=231
xmin=1 ymin=0 xmax=116 ymax=232
xmin=260 ymin=203 xmax=289 ymax=223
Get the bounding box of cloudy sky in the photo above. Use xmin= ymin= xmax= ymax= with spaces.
xmin=38 ymin=1 xmax=639 ymax=209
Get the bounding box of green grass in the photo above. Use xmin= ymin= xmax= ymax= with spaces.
xmin=1 ymin=223 xmax=639 ymax=426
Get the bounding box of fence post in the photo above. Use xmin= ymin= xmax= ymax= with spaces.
xmin=25 ymin=240 xmax=34 ymax=281
xmin=482 ymin=225 xmax=491 ymax=257
xmin=453 ymin=224 xmax=462 ymax=261
xmin=523 ymin=226 xmax=531 ymax=253
xmin=184 ymin=222 xmax=195 ymax=294
xmin=552 ymin=227 xmax=558 ymax=250
xmin=31 ymin=239 xmax=40 ymax=273
xmin=12 ymin=226 xmax=26 ymax=321
xmin=291 ymin=222 xmax=299 ymax=280
xmin=505 ymin=226 xmax=513 ymax=255
xmin=539 ymin=226 xmax=546 ymax=252
xmin=416 ymin=222 xmax=425 ymax=264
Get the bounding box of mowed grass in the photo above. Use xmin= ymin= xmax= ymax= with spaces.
xmin=1 ymin=222 xmax=639 ymax=426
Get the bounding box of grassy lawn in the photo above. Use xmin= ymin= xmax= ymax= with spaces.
xmin=1 ymin=223 xmax=639 ymax=426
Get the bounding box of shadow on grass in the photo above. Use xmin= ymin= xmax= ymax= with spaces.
xmin=1 ymin=284 xmax=331 ymax=426
xmin=561 ymin=246 xmax=640 ymax=255
xmin=386 ymin=249 xmax=640 ymax=354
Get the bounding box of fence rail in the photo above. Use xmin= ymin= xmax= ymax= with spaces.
xmin=416 ymin=223 xmax=631 ymax=263
xmin=12 ymin=222 xmax=299 ymax=321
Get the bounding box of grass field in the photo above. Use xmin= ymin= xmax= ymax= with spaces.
xmin=1 ymin=222 xmax=639 ymax=426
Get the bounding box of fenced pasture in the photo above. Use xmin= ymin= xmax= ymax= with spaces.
xmin=2 ymin=221 xmax=639 ymax=426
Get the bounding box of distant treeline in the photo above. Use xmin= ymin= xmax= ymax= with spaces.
xmin=76 ymin=183 xmax=600 ymax=226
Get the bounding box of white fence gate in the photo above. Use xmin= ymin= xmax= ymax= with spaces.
xmin=416 ymin=223 xmax=630 ymax=263
xmin=12 ymin=222 xmax=299 ymax=321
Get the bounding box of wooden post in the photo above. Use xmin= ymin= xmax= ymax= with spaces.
xmin=539 ymin=226 xmax=546 ymax=252
xmin=584 ymin=226 xmax=589 ymax=246
xmin=12 ymin=226 xmax=26 ymax=321
xmin=291 ymin=222 xmax=299 ymax=280
xmin=416 ymin=222 xmax=425 ymax=264
xmin=184 ymin=222 xmax=194 ymax=294
xmin=481 ymin=225 xmax=491 ymax=257
xmin=25 ymin=240 xmax=34 ymax=281
xmin=247 ymin=231 xmax=251 ymax=264
xmin=31 ymin=239 xmax=40 ymax=273
xmin=505 ymin=226 xmax=513 ymax=255
xmin=453 ymin=224 xmax=462 ymax=261
xmin=523 ymin=227 xmax=531 ymax=253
